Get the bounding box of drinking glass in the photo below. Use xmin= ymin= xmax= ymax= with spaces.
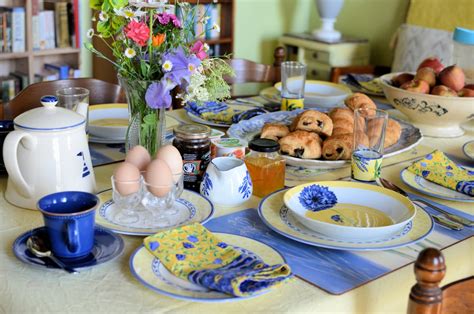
xmin=56 ymin=87 xmax=89 ymax=110
xmin=351 ymin=108 xmax=388 ymax=182
xmin=281 ymin=61 xmax=307 ymax=111
xmin=111 ymin=175 xmax=141 ymax=224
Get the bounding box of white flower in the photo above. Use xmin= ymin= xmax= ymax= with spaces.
xmin=124 ymin=48 xmax=136 ymax=58
xmin=202 ymin=16 xmax=210 ymax=25
xmin=203 ymin=43 xmax=210 ymax=52
xmin=188 ymin=63 xmax=197 ymax=72
xmin=212 ymin=23 xmax=220 ymax=33
xmin=99 ymin=11 xmax=109 ymax=22
xmin=86 ymin=29 xmax=94 ymax=39
xmin=163 ymin=60 xmax=173 ymax=72
xmin=114 ymin=7 xmax=144 ymax=19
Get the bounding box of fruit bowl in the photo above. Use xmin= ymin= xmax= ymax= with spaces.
xmin=380 ymin=72 xmax=474 ymax=137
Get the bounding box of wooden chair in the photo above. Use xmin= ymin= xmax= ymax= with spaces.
xmin=329 ymin=65 xmax=391 ymax=83
xmin=225 ymin=46 xmax=286 ymax=85
xmin=4 ymin=78 xmax=126 ymax=119
xmin=408 ymin=248 xmax=474 ymax=314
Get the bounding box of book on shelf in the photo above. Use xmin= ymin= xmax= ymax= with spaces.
xmin=55 ymin=2 xmax=70 ymax=48
xmin=206 ymin=4 xmax=220 ymax=40
xmin=0 ymin=76 xmax=18 ymax=103
xmin=44 ymin=63 xmax=70 ymax=80
xmin=9 ymin=71 xmax=28 ymax=90
xmin=38 ymin=10 xmax=55 ymax=49
xmin=11 ymin=7 xmax=25 ymax=53
xmin=32 ymin=0 xmax=41 ymax=50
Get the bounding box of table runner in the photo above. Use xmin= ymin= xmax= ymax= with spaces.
xmin=205 ymin=198 xmax=473 ymax=295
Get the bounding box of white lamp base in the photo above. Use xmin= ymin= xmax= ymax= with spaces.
xmin=312 ymin=18 xmax=341 ymax=42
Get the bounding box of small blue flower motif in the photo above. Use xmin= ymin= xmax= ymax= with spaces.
xmin=421 ymin=170 xmax=431 ymax=177
xmin=331 ymin=215 xmax=343 ymax=223
xmin=298 ymin=184 xmax=338 ymax=212
xmin=446 ymin=172 xmax=453 ymax=177
xmin=187 ymin=235 xmax=199 ymax=243
xmin=149 ymin=241 xmax=160 ymax=251
xmin=425 ymin=154 xmax=433 ymax=160
xmin=213 ymin=258 xmax=222 ymax=265
xmin=446 ymin=165 xmax=453 ymax=170
xmin=238 ymin=171 xmax=252 ymax=199
xmin=217 ymin=242 xmax=228 ymax=249
xmin=420 ymin=162 xmax=427 ymax=167
xmin=182 ymin=242 xmax=195 ymax=249
xmin=176 ymin=254 xmax=186 ymax=261
xmin=467 ymin=170 xmax=474 ymax=176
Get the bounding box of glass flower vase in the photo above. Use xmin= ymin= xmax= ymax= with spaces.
xmin=119 ymin=76 xmax=167 ymax=157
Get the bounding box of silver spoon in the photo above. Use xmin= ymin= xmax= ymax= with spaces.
xmin=26 ymin=236 xmax=78 ymax=274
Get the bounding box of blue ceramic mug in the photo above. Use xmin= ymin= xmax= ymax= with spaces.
xmin=37 ymin=191 xmax=99 ymax=259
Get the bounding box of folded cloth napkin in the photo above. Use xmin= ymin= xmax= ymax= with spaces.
xmin=407 ymin=150 xmax=474 ymax=196
xmin=144 ymin=223 xmax=292 ymax=297
xmin=186 ymin=101 xmax=235 ymax=123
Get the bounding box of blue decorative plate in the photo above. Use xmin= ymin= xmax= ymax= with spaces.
xmin=12 ymin=226 xmax=124 ymax=269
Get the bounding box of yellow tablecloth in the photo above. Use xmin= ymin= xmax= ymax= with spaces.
xmin=0 ymin=110 xmax=472 ymax=313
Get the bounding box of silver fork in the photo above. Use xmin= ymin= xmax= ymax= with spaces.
xmin=377 ymin=178 xmax=473 ymax=228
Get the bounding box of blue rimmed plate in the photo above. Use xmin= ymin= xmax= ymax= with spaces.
xmin=186 ymin=103 xmax=256 ymax=128
xmin=462 ymin=140 xmax=474 ymax=160
xmin=96 ymin=189 xmax=214 ymax=236
xmin=400 ymin=168 xmax=474 ymax=203
xmin=258 ymin=188 xmax=434 ymax=251
xmin=13 ymin=226 xmax=124 ymax=270
xmin=129 ymin=233 xmax=287 ymax=302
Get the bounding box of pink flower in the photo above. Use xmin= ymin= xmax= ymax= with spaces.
xmin=190 ymin=41 xmax=207 ymax=61
xmin=125 ymin=20 xmax=150 ymax=47
xmin=157 ymin=13 xmax=181 ymax=28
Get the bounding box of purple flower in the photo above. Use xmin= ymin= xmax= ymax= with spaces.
xmin=157 ymin=13 xmax=181 ymax=28
xmin=145 ymin=79 xmax=176 ymax=109
xmin=162 ymin=47 xmax=201 ymax=85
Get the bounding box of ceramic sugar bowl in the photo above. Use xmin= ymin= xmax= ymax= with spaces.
xmin=200 ymin=157 xmax=252 ymax=207
xmin=3 ymin=96 xmax=96 ymax=209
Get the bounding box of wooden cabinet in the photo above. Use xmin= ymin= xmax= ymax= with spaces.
xmin=279 ymin=33 xmax=370 ymax=81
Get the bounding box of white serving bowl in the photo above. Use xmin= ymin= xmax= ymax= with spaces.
xmin=283 ymin=181 xmax=416 ymax=241
xmin=380 ymin=73 xmax=474 ymax=138
xmin=88 ymin=104 xmax=129 ymax=139
xmin=274 ymin=80 xmax=352 ymax=108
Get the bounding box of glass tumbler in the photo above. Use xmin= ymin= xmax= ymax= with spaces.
xmin=280 ymin=61 xmax=307 ymax=111
xmin=351 ymin=108 xmax=388 ymax=182
xmin=57 ymin=87 xmax=90 ymax=129
xmin=111 ymin=175 xmax=141 ymax=224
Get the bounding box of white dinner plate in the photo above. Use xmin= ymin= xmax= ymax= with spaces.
xmin=96 ymin=189 xmax=214 ymax=236
xmin=258 ymin=188 xmax=434 ymax=251
xmin=186 ymin=103 xmax=256 ymax=128
xmin=400 ymin=168 xmax=474 ymax=203
xmin=129 ymin=233 xmax=286 ymax=302
xmin=227 ymin=110 xmax=423 ymax=169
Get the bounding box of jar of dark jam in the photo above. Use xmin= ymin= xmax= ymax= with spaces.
xmin=173 ymin=124 xmax=211 ymax=192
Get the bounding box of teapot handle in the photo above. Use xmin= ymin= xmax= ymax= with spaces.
xmin=3 ymin=130 xmax=36 ymax=198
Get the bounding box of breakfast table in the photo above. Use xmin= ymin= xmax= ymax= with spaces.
xmin=0 ymin=105 xmax=473 ymax=313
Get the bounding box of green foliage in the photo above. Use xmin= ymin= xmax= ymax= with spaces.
xmin=202 ymin=58 xmax=235 ymax=101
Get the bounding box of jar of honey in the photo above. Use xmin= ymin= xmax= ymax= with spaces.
xmin=244 ymin=138 xmax=285 ymax=198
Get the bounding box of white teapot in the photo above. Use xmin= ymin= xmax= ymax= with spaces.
xmin=200 ymin=157 xmax=252 ymax=207
xmin=3 ymin=96 xmax=96 ymax=209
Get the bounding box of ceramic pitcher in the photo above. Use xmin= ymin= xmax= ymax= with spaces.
xmin=3 ymin=96 xmax=96 ymax=210
xmin=200 ymin=157 xmax=252 ymax=206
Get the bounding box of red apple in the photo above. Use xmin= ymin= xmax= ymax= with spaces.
xmin=463 ymin=84 xmax=474 ymax=91
xmin=438 ymin=65 xmax=465 ymax=92
xmin=392 ymin=73 xmax=415 ymax=87
xmin=415 ymin=67 xmax=436 ymax=87
xmin=417 ymin=57 xmax=444 ymax=74
xmin=458 ymin=88 xmax=474 ymax=97
xmin=431 ymin=85 xmax=458 ymax=97
xmin=401 ymin=79 xmax=430 ymax=94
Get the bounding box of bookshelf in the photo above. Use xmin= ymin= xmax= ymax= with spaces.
xmin=93 ymin=0 xmax=235 ymax=84
xmin=0 ymin=0 xmax=82 ymax=105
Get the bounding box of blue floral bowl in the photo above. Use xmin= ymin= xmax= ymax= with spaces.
xmin=283 ymin=181 xmax=416 ymax=241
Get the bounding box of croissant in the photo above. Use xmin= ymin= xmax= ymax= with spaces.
xmin=261 ymin=123 xmax=290 ymax=142
xmin=367 ymin=118 xmax=402 ymax=149
xmin=344 ymin=93 xmax=377 ymax=113
xmin=329 ymin=108 xmax=354 ymax=135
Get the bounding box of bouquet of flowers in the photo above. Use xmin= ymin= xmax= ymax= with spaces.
xmin=86 ymin=0 xmax=234 ymax=156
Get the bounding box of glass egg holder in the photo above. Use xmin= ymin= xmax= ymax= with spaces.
xmin=111 ymin=173 xmax=184 ymax=228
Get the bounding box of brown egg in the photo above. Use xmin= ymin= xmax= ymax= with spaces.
xmin=113 ymin=162 xmax=141 ymax=196
xmin=125 ymin=145 xmax=151 ymax=171
xmin=145 ymin=159 xmax=173 ymax=197
xmin=155 ymin=144 xmax=183 ymax=183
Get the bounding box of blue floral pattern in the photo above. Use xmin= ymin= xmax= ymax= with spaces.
xmin=201 ymin=172 xmax=213 ymax=197
xmin=298 ymin=184 xmax=338 ymax=212
xmin=238 ymin=171 xmax=252 ymax=199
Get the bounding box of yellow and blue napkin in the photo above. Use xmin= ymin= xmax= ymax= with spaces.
xmin=407 ymin=150 xmax=474 ymax=196
xmin=144 ymin=223 xmax=292 ymax=297
xmin=186 ymin=101 xmax=235 ymax=123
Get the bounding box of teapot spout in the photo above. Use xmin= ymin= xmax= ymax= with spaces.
xmin=75 ymin=102 xmax=89 ymax=118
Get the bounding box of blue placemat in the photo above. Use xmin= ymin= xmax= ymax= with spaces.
xmin=205 ymin=203 xmax=473 ymax=295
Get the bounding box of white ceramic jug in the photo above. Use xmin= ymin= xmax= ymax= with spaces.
xmin=200 ymin=157 xmax=252 ymax=207
xmin=3 ymin=96 xmax=96 ymax=209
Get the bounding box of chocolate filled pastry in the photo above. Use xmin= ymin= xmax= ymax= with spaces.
xmin=279 ymin=130 xmax=322 ymax=159
xmin=322 ymin=132 xmax=369 ymax=160
xmin=344 ymin=93 xmax=377 ymax=113
xmin=290 ymin=110 xmax=333 ymax=137
xmin=260 ymin=123 xmax=290 ymax=142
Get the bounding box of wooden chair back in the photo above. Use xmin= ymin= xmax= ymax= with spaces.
xmin=408 ymin=248 xmax=474 ymax=314
xmin=4 ymin=78 xmax=126 ymax=119
xmin=225 ymin=46 xmax=286 ymax=84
